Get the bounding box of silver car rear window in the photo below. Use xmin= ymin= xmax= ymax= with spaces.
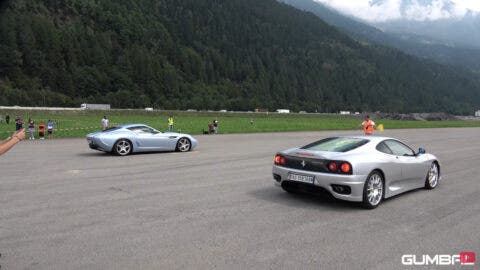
xmin=301 ymin=137 xmax=369 ymax=152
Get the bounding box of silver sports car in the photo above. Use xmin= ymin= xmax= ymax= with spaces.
xmin=272 ymin=136 xmax=440 ymax=209
xmin=86 ymin=124 xmax=198 ymax=156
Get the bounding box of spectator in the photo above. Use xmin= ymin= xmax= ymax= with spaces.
xmin=101 ymin=116 xmax=109 ymax=130
xmin=28 ymin=118 xmax=35 ymax=140
xmin=213 ymin=119 xmax=218 ymax=134
xmin=250 ymin=117 xmax=254 ymax=126
xmin=38 ymin=122 xmax=46 ymax=140
xmin=5 ymin=114 xmax=10 ymax=124
xmin=0 ymin=128 xmax=25 ymax=155
xmin=167 ymin=115 xmax=174 ymax=132
xmin=47 ymin=119 xmax=54 ymax=139
xmin=208 ymin=122 xmax=215 ymax=134
xmin=15 ymin=115 xmax=23 ymax=131
xmin=360 ymin=115 xmax=376 ymax=135
xmin=0 ymin=115 xmax=3 ymax=123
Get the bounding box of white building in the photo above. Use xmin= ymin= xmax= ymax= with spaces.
xmin=475 ymin=110 xmax=480 ymax=117
xmin=80 ymin=103 xmax=111 ymax=110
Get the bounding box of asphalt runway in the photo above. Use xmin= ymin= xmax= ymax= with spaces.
xmin=1 ymin=128 xmax=479 ymax=269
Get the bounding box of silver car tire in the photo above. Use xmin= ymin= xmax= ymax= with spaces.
xmin=113 ymin=139 xmax=132 ymax=156
xmin=425 ymin=162 xmax=440 ymax=189
xmin=176 ymin=137 xmax=191 ymax=152
xmin=362 ymin=171 xmax=384 ymax=209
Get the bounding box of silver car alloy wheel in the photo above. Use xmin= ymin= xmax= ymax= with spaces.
xmin=116 ymin=140 xmax=131 ymax=156
xmin=428 ymin=163 xmax=439 ymax=188
xmin=177 ymin=138 xmax=191 ymax=152
xmin=367 ymin=174 xmax=383 ymax=206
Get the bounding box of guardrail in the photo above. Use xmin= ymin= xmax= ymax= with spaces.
xmin=0 ymin=123 xmax=120 ymax=135
xmin=0 ymin=106 xmax=82 ymax=111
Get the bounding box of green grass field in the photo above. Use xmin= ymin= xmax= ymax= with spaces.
xmin=1 ymin=109 xmax=479 ymax=139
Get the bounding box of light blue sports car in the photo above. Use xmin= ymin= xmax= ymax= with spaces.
xmin=86 ymin=124 xmax=198 ymax=156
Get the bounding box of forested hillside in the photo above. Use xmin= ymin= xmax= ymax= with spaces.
xmin=281 ymin=0 xmax=480 ymax=72
xmin=0 ymin=0 xmax=479 ymax=113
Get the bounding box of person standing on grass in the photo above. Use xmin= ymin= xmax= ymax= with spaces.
xmin=0 ymin=128 xmax=25 ymax=155
xmin=360 ymin=115 xmax=376 ymax=135
xmin=101 ymin=115 xmax=109 ymax=130
xmin=47 ymin=119 xmax=54 ymax=139
xmin=167 ymin=115 xmax=174 ymax=132
xmin=28 ymin=118 xmax=35 ymax=140
xmin=6 ymin=114 xmax=10 ymax=124
xmin=213 ymin=119 xmax=218 ymax=134
xmin=15 ymin=115 xmax=23 ymax=131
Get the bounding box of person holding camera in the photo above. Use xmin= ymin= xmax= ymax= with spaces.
xmin=0 ymin=128 xmax=25 ymax=155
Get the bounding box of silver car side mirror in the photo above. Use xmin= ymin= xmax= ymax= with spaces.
xmin=418 ymin=148 xmax=426 ymax=155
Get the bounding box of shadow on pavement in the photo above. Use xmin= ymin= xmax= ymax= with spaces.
xmin=77 ymin=151 xmax=197 ymax=157
xmin=76 ymin=152 xmax=111 ymax=157
xmin=248 ymin=186 xmax=360 ymax=211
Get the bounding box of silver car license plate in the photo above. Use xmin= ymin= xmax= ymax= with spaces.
xmin=288 ymin=173 xmax=314 ymax=184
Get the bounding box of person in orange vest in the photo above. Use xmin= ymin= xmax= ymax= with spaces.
xmin=360 ymin=115 xmax=376 ymax=135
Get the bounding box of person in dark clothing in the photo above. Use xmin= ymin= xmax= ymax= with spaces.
xmin=15 ymin=115 xmax=23 ymax=131
xmin=5 ymin=114 xmax=10 ymax=124
xmin=28 ymin=118 xmax=35 ymax=140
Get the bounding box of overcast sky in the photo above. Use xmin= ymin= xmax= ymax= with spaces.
xmin=315 ymin=0 xmax=480 ymax=22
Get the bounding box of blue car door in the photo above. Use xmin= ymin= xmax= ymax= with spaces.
xmin=132 ymin=126 xmax=169 ymax=151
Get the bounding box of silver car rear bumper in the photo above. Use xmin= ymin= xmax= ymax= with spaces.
xmin=273 ymin=165 xmax=367 ymax=202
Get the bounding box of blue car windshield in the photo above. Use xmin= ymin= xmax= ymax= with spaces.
xmin=301 ymin=137 xmax=369 ymax=152
xmin=102 ymin=127 xmax=121 ymax=132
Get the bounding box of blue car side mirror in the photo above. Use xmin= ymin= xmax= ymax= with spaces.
xmin=418 ymin=148 xmax=426 ymax=155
